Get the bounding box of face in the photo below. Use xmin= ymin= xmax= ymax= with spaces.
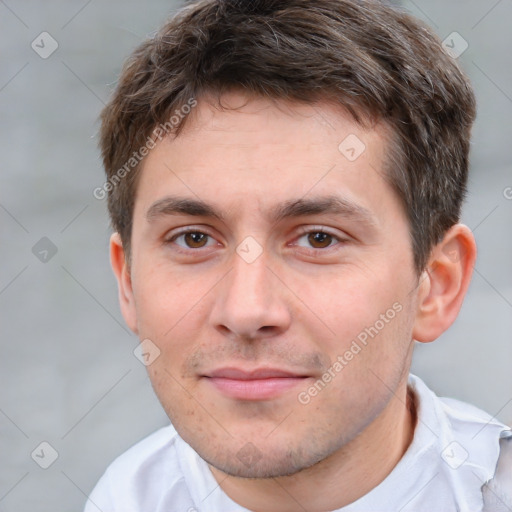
xmin=118 ymin=92 xmax=421 ymax=478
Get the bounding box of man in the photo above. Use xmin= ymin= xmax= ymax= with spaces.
xmin=86 ymin=0 xmax=511 ymax=510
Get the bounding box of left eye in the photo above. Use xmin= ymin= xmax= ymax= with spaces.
xmin=295 ymin=230 xmax=341 ymax=250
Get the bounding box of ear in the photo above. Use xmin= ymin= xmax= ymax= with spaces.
xmin=110 ymin=233 xmax=138 ymax=334
xmin=412 ymin=224 xmax=476 ymax=343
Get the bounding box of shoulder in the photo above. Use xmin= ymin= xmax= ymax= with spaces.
xmin=101 ymin=423 xmax=184 ymax=486
xmin=408 ymin=374 xmax=507 ymax=436
xmin=85 ymin=424 xmax=192 ymax=512
xmin=482 ymin=433 xmax=512 ymax=511
xmin=409 ymin=374 xmax=512 ymax=508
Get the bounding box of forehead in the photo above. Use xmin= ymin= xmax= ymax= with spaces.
xmin=134 ymin=92 xmax=401 ymax=227
xmin=171 ymin=91 xmax=386 ymax=154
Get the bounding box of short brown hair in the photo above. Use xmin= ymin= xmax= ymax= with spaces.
xmin=99 ymin=0 xmax=476 ymax=274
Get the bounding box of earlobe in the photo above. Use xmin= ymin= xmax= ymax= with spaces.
xmin=412 ymin=224 xmax=476 ymax=343
xmin=110 ymin=233 xmax=139 ymax=334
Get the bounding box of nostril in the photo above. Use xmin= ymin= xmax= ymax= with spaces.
xmin=216 ymin=325 xmax=232 ymax=336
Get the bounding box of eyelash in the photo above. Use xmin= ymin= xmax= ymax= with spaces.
xmin=164 ymin=226 xmax=348 ymax=255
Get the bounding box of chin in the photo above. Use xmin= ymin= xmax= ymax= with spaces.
xmin=201 ymin=442 xmax=329 ymax=479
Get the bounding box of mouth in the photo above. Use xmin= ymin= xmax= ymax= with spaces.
xmin=201 ymin=367 xmax=311 ymax=401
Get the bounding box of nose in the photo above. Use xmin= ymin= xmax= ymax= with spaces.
xmin=209 ymin=246 xmax=292 ymax=341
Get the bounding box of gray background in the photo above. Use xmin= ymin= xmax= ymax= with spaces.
xmin=1 ymin=1 xmax=511 ymax=511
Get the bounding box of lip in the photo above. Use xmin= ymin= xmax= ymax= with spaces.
xmin=202 ymin=367 xmax=310 ymax=400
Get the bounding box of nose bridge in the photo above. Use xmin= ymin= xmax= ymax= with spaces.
xmin=230 ymin=249 xmax=271 ymax=303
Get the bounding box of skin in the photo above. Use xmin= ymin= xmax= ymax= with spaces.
xmin=111 ymin=92 xmax=476 ymax=511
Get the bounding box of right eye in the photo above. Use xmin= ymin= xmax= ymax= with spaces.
xmin=164 ymin=227 xmax=220 ymax=253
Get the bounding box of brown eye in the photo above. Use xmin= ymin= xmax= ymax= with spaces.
xmin=183 ymin=232 xmax=208 ymax=248
xmin=167 ymin=230 xmax=216 ymax=251
xmin=293 ymin=227 xmax=347 ymax=252
xmin=307 ymin=231 xmax=334 ymax=249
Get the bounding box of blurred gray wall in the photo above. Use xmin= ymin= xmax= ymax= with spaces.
xmin=1 ymin=1 xmax=511 ymax=510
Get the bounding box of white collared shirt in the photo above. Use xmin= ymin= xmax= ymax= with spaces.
xmin=84 ymin=374 xmax=510 ymax=512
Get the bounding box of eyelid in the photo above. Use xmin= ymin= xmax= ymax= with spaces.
xmin=166 ymin=225 xmax=214 ymax=238
xmin=295 ymin=225 xmax=349 ymax=242
xmin=296 ymin=225 xmax=344 ymax=237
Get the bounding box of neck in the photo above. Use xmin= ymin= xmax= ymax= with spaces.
xmin=209 ymin=380 xmax=417 ymax=512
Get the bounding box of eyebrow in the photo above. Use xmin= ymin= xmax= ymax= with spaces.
xmin=146 ymin=194 xmax=377 ymax=227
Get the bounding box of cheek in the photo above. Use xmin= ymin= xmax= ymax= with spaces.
xmin=302 ymin=267 xmax=400 ymax=345
xmin=133 ymin=260 xmax=212 ymax=339
xmin=146 ymin=365 xmax=200 ymax=432
xmin=311 ymin=270 xmax=414 ymax=385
